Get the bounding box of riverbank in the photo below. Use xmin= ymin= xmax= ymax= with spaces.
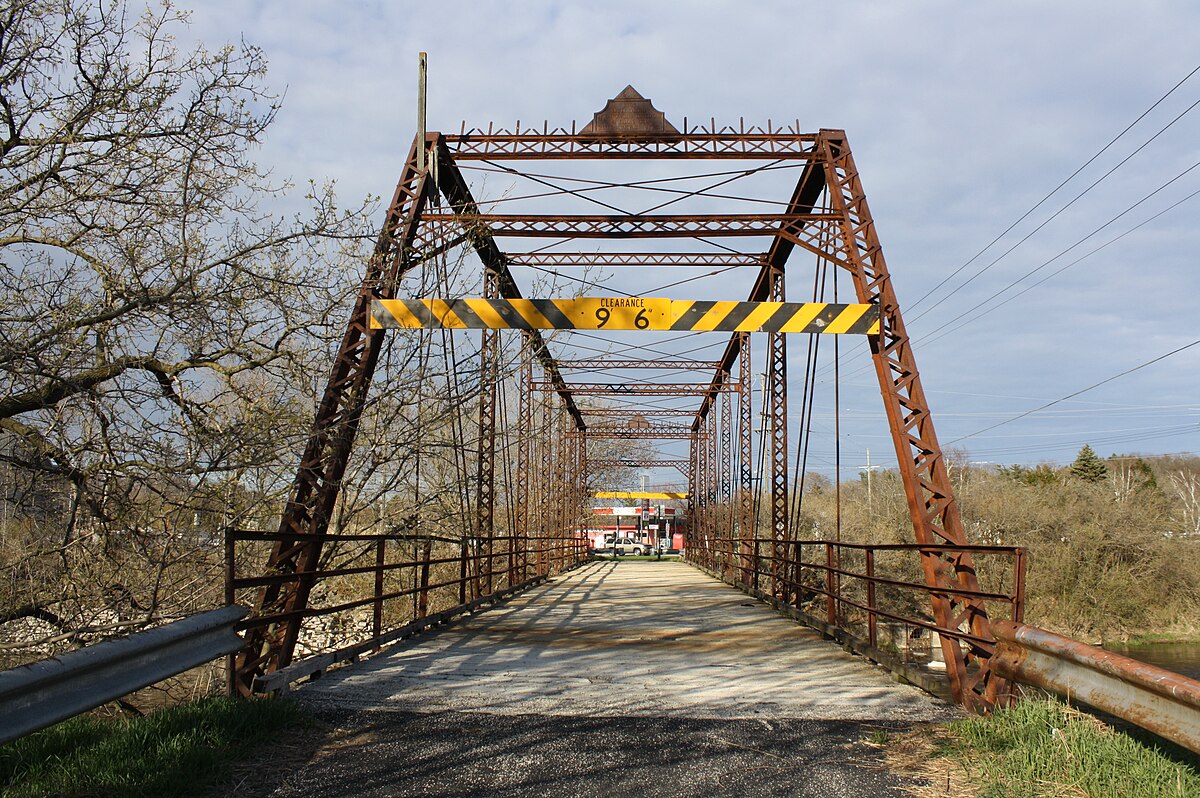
xmin=1101 ymin=638 xmax=1200 ymax=681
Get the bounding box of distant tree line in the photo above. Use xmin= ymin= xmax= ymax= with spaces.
xmin=798 ymin=447 xmax=1200 ymax=641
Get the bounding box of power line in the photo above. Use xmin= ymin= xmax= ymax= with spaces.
xmin=815 ymin=156 xmax=1200 ymax=386
xmin=946 ymin=338 xmax=1200 ymax=445
xmin=920 ymin=159 xmax=1200 ymax=346
xmin=907 ymin=63 xmax=1200 ymax=319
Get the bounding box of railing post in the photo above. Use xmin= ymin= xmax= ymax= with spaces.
xmin=508 ymin=531 xmax=517 ymax=589
xmin=1013 ymin=547 xmax=1026 ymax=624
xmin=418 ymin=539 xmax=432 ymax=619
xmin=825 ymin=542 xmax=836 ymax=626
xmin=866 ymin=548 xmax=877 ymax=648
xmin=793 ymin=540 xmax=801 ymax=607
xmin=459 ymin=537 xmax=469 ymax=604
xmin=373 ymin=538 xmax=385 ymax=643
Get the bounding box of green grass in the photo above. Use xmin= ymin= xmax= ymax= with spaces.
xmin=942 ymin=697 xmax=1200 ymax=797
xmin=0 ymin=696 xmax=305 ymax=798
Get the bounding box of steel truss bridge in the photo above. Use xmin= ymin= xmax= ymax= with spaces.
xmin=230 ymin=87 xmax=1015 ymax=714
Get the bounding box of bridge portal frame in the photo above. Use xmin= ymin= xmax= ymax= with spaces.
xmin=233 ymin=106 xmax=1007 ymax=711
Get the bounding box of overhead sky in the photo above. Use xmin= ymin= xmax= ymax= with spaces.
xmin=183 ymin=1 xmax=1199 ymax=483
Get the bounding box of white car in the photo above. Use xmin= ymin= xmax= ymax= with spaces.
xmin=612 ymin=537 xmax=648 ymax=556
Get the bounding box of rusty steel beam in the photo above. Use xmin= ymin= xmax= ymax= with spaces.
xmin=575 ymin=423 xmax=695 ymax=433
xmin=578 ymin=408 xmax=700 ymax=412
xmin=991 ymin=621 xmax=1200 ymax=754
xmin=692 ymin=156 xmax=828 ymax=432
xmin=819 ymin=130 xmax=999 ymax=711
xmin=432 ymin=140 xmax=586 ymax=431
xmin=737 ymin=332 xmax=755 ymax=586
xmin=720 ymin=364 xmax=729 ymax=576
xmin=475 ymin=268 xmax=500 ymax=597
xmin=444 ymin=128 xmax=820 ymax=160
xmin=557 ymin=359 xmax=723 ymax=370
xmin=233 ymin=136 xmax=436 ymax=694
xmin=507 ymin=253 xmax=767 ymax=268
xmin=532 ymin=382 xmax=739 ymax=395
xmin=591 ymin=457 xmax=690 ymax=472
xmin=516 ymin=336 xmax=533 ymax=582
xmin=707 ymin=404 xmax=719 ymax=571
xmin=580 ymin=429 xmax=696 ymax=440
xmin=420 ymin=213 xmax=835 ymax=239
xmin=766 ymin=271 xmax=789 ymax=600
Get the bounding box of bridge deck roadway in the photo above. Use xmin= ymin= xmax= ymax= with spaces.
xmin=263 ymin=561 xmax=956 ymax=798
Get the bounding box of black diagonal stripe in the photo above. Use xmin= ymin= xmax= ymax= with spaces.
xmin=369 ymin=299 xmax=395 ymax=328
xmin=405 ymin=300 xmax=439 ymax=328
xmin=491 ymin=299 xmax=532 ymax=330
xmin=448 ymin=300 xmax=487 ymax=329
xmin=710 ymin=301 xmax=758 ymax=332
xmin=811 ymin=303 xmax=842 ymax=331
xmin=846 ymin=305 xmax=881 ymax=334
xmin=531 ymin=299 xmax=575 ymax=329
xmin=758 ymin=303 xmax=795 ymax=333
xmin=671 ymin=301 xmax=716 ymax=331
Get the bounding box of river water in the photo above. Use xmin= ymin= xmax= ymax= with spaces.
xmin=1103 ymin=640 xmax=1200 ymax=681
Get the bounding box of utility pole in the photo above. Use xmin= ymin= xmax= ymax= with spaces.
xmin=417 ymin=52 xmax=428 ymax=172
xmin=859 ymin=448 xmax=881 ymax=509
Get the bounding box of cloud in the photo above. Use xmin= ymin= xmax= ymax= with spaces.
xmin=180 ymin=0 xmax=1200 ymax=469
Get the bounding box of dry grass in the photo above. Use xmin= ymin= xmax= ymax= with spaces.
xmin=869 ymin=725 xmax=979 ymax=798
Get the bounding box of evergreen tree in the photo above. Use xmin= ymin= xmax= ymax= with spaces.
xmin=1131 ymin=457 xmax=1158 ymax=491
xmin=1070 ymin=444 xmax=1109 ymax=483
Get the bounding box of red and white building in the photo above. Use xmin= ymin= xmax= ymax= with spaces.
xmin=585 ymin=505 xmax=684 ymax=550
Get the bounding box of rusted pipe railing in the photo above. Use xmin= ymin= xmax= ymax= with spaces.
xmin=688 ymin=539 xmax=1026 ymax=699
xmin=227 ymin=526 xmax=588 ymax=695
xmin=991 ymin=620 xmax=1200 ymax=754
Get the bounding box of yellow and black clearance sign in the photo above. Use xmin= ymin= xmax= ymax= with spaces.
xmin=595 ymin=491 xmax=688 ymax=500
xmin=369 ymin=297 xmax=880 ymax=334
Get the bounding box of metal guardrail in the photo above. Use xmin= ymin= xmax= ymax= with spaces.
xmin=0 ymin=606 xmax=247 ymax=744
xmin=991 ymin=620 xmax=1200 ymax=754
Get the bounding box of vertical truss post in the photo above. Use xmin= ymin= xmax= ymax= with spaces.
xmin=536 ymin=396 xmax=548 ymax=575
xmin=720 ymin=369 xmax=733 ymax=579
xmin=687 ymin=432 xmax=698 ymax=557
xmin=564 ymin=428 xmax=575 ymax=567
xmin=575 ymin=430 xmax=587 ymax=564
xmin=476 ymin=271 xmax=500 ymax=598
xmin=767 ymin=267 xmax=789 ymax=600
xmin=818 ymin=130 xmax=1002 ymax=711
xmin=537 ymin=389 xmax=549 ymax=577
xmin=515 ymin=335 xmax=532 ymax=583
xmin=233 ymin=138 xmax=433 ymax=695
xmin=697 ymin=421 xmax=706 ymax=568
xmin=708 ymin=405 xmax=718 ymax=571
xmin=555 ymin=410 xmax=568 ymax=571
xmin=548 ymin=411 xmax=559 ymax=572
xmin=738 ymin=333 xmax=755 ymax=589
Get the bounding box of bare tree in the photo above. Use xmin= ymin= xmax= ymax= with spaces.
xmin=1168 ymin=471 xmax=1200 ymax=536
xmin=0 ymin=0 xmax=375 ymax=659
